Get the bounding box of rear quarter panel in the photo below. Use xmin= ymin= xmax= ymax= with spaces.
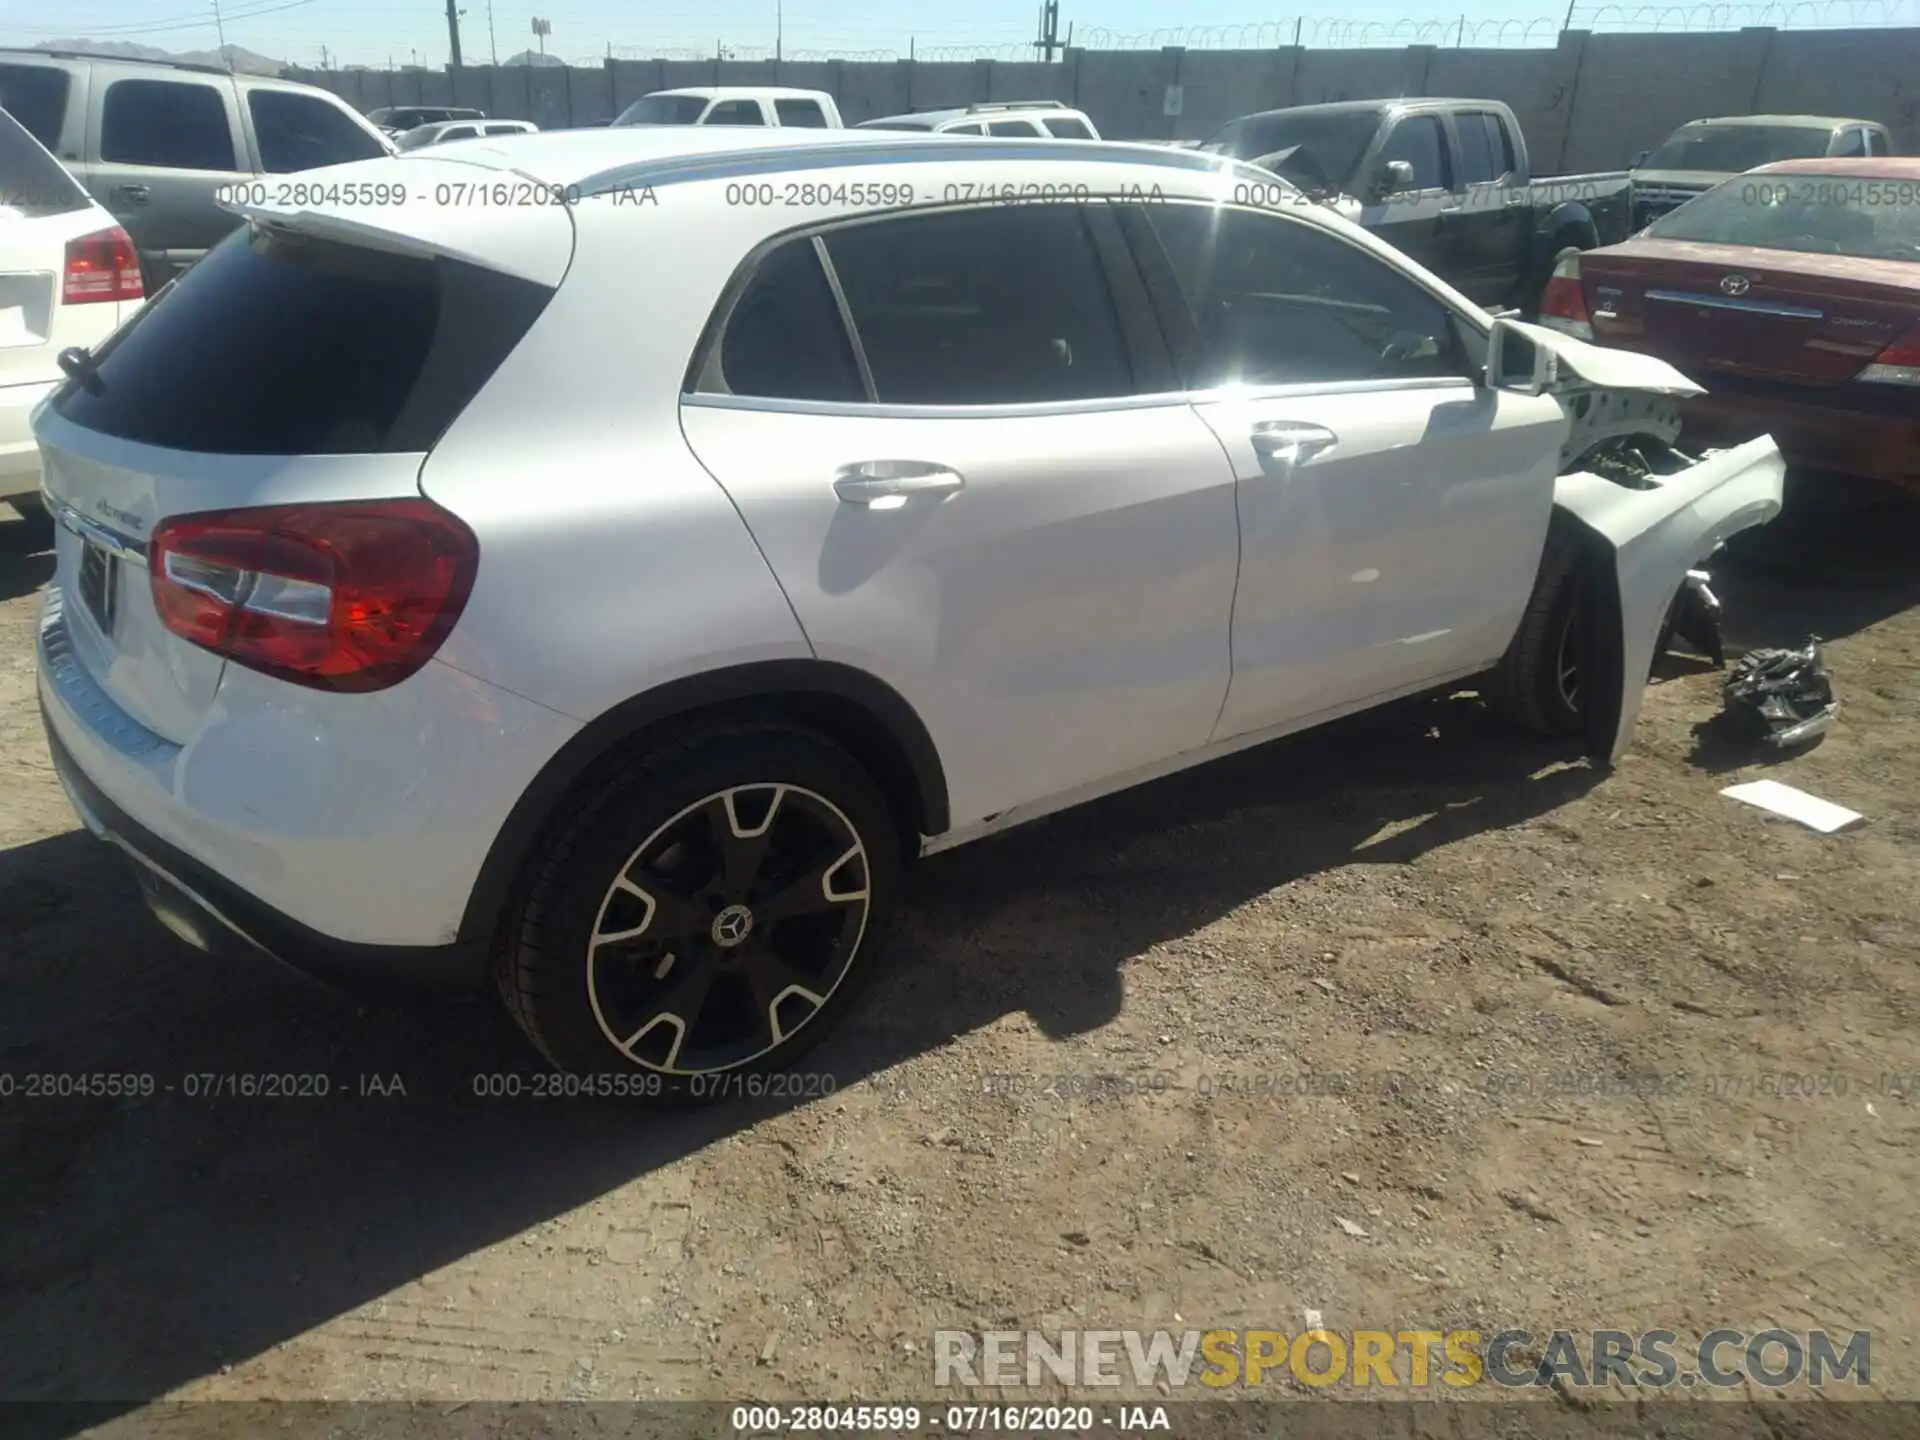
xmin=417 ymin=192 xmax=815 ymax=725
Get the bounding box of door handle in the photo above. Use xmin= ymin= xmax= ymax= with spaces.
xmin=1250 ymin=421 xmax=1337 ymax=464
xmin=112 ymin=184 xmax=150 ymax=204
xmin=833 ymin=460 xmax=965 ymax=504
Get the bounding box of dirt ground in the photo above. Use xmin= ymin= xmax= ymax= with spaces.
xmin=1 ymin=489 xmax=1917 ymax=1426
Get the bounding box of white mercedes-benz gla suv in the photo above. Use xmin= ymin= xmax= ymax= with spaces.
xmin=34 ymin=126 xmax=1784 ymax=1092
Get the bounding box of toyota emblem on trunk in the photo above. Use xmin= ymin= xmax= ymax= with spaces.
xmin=1720 ymin=274 xmax=1752 ymax=296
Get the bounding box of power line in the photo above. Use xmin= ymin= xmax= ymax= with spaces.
xmin=4 ymin=0 xmax=316 ymax=39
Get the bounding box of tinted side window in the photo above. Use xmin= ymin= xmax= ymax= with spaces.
xmin=1377 ymin=116 xmax=1447 ymax=190
xmin=1144 ymin=204 xmax=1470 ymax=387
xmin=987 ymin=119 xmax=1042 ymax=136
xmin=0 ymin=64 xmax=70 ymax=149
xmin=774 ymin=99 xmax=828 ymax=127
xmin=1044 ymin=117 xmax=1093 ymax=139
xmin=708 ymin=239 xmax=864 ymax=403
xmin=1831 ymin=128 xmax=1866 ymax=157
xmin=705 ymin=100 xmax=764 ymax=125
xmin=823 ymin=206 xmax=1134 ymax=404
xmin=53 ymin=227 xmax=553 ymax=454
xmin=249 ymin=90 xmax=386 ymax=172
xmin=944 ymin=122 xmax=985 ymax=135
xmin=484 ymin=124 xmax=525 ymax=135
xmin=1867 ymin=130 xmax=1890 ymax=156
xmin=101 ymin=79 xmax=238 ymax=170
xmin=441 ymin=125 xmax=477 ymax=141
xmin=1455 ymin=113 xmax=1496 ymax=185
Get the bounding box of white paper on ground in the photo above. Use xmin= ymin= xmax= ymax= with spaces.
xmin=1720 ymin=779 xmax=1864 ymax=834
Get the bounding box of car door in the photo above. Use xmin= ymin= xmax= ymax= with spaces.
xmin=85 ymin=73 xmax=246 ymax=285
xmin=1356 ymin=112 xmax=1453 ymax=277
xmin=677 ymin=202 xmax=1242 ymax=829
xmin=1116 ymin=201 xmax=1569 ymax=741
xmin=243 ymin=88 xmax=390 ymax=172
xmin=1442 ymin=111 xmax=1531 ymax=307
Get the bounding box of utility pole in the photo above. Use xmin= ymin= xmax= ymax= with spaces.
xmin=445 ymin=0 xmax=464 ymax=67
xmin=1033 ymin=0 xmax=1060 ymax=61
xmin=776 ymin=0 xmax=783 ymax=63
xmin=211 ymin=0 xmax=230 ymax=65
xmin=320 ymin=43 xmax=330 ymax=68
xmin=488 ymin=0 xmax=498 ymax=64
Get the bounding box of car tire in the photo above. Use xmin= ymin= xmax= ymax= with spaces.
xmin=496 ymin=724 xmax=902 ymax=1091
xmin=1486 ymin=525 xmax=1588 ymax=737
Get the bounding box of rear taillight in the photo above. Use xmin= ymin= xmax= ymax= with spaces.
xmin=1858 ymin=325 xmax=1920 ymax=386
xmin=149 ymin=499 xmax=478 ymax=692
xmin=63 ymin=226 xmax=144 ymax=305
xmin=1538 ymin=250 xmax=1592 ymax=340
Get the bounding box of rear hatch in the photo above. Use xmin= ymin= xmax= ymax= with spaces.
xmin=35 ymin=154 xmax=573 ymax=743
xmin=1583 ymin=177 xmax=1920 ymax=386
xmin=1585 ymin=241 xmax=1920 ymax=385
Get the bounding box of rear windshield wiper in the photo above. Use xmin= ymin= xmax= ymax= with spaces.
xmin=57 ymin=346 xmax=105 ymax=395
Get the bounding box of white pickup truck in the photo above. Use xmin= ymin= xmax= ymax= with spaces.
xmin=611 ymin=87 xmax=843 ymax=130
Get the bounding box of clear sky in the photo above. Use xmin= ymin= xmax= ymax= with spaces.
xmin=2 ymin=0 xmax=1904 ymax=71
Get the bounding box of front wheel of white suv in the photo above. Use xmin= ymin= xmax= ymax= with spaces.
xmin=496 ymin=725 xmax=901 ymax=1090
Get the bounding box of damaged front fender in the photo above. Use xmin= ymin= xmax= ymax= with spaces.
xmin=1556 ymin=435 xmax=1785 ymax=765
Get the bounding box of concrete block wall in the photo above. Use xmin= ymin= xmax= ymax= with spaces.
xmin=293 ymin=26 xmax=1920 ymax=168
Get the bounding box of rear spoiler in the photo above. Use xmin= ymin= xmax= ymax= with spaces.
xmin=218 ymin=155 xmax=576 ymax=287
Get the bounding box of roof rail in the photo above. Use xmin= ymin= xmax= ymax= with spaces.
xmin=6 ymin=46 xmax=238 ymax=76
xmin=964 ymin=100 xmax=1068 ymax=114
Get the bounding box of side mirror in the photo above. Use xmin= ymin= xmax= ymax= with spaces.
xmin=1370 ymin=159 xmax=1416 ymax=200
xmin=1485 ymin=317 xmax=1556 ymax=395
xmin=1630 ymin=149 xmax=1649 ymax=169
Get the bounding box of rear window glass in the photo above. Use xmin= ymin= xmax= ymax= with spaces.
xmin=615 ymin=95 xmax=709 ymax=125
xmin=53 ymin=225 xmax=554 ymax=454
xmin=1043 ymin=117 xmax=1093 ymax=139
xmin=0 ymin=64 xmax=70 ymax=150
xmin=1645 ymin=175 xmax=1920 ymax=263
xmin=0 ymin=103 xmax=89 ymax=216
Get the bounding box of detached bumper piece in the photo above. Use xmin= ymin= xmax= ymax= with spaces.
xmin=1722 ymin=640 xmax=1839 ymax=749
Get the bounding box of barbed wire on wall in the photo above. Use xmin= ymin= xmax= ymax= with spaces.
xmin=1081 ymin=2 xmax=1914 ymax=47
xmin=484 ymin=0 xmax=1920 ymax=71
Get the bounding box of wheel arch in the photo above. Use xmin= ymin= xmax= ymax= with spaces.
xmin=1549 ymin=500 xmax=1626 ymax=766
xmin=458 ymin=659 xmax=950 ymax=945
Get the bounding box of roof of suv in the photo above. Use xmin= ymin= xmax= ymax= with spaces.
xmin=382 ymin=125 xmax=1225 ymax=193
xmin=0 ymin=45 xmax=345 ymax=97
xmin=1682 ymin=114 xmax=1873 ymax=129
xmin=647 ymin=86 xmax=835 ymax=101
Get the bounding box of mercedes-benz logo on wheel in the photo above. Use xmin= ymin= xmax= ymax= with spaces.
xmin=711 ymin=904 xmax=755 ymax=948
xmin=1720 ymin=274 xmax=1752 ymax=296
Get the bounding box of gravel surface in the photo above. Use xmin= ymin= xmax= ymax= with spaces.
xmin=1 ymin=493 xmax=1916 ymax=1418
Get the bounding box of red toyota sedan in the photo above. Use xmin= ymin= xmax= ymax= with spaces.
xmin=1541 ymin=157 xmax=1920 ymax=494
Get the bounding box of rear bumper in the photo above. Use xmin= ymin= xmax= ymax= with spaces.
xmin=0 ymin=378 xmax=56 ymax=500
xmin=1681 ymin=386 xmax=1920 ymax=492
xmin=43 ymin=709 xmax=489 ymax=992
xmin=36 ymin=580 xmax=582 ymax=990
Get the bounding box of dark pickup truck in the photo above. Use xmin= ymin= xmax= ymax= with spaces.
xmin=1194 ymin=98 xmax=1633 ymax=312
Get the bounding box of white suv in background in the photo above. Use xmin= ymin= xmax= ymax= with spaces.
xmin=1 ymin=105 xmax=144 ymax=536
xmin=35 ymin=126 xmax=1782 ymax=1091
xmin=857 ymin=100 xmax=1099 ymax=139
